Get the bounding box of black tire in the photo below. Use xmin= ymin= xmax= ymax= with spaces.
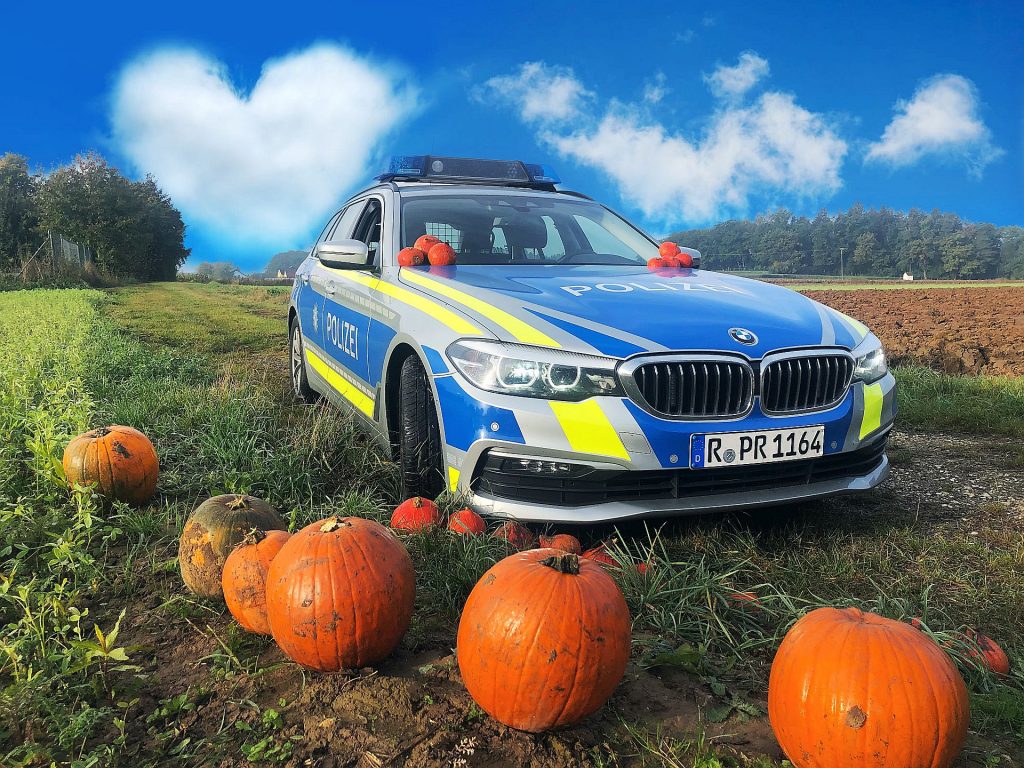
xmin=290 ymin=319 xmax=318 ymax=403
xmin=398 ymin=354 xmax=445 ymax=499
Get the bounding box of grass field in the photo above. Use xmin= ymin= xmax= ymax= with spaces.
xmin=1 ymin=282 xmax=1022 ymax=767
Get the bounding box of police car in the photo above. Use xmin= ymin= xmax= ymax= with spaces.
xmin=289 ymin=156 xmax=895 ymax=523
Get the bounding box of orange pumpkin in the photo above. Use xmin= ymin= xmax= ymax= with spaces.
xmin=963 ymin=630 xmax=1010 ymax=676
xmin=538 ymin=533 xmax=582 ymax=554
xmin=266 ymin=517 xmax=414 ymax=671
xmin=769 ymin=607 xmax=969 ymax=768
xmin=582 ymin=544 xmax=618 ymax=568
xmin=448 ymin=507 xmax=486 ymax=536
xmin=427 ymin=242 xmax=457 ymax=266
xmin=492 ymin=521 xmax=535 ymax=549
xmin=647 ymin=257 xmax=667 ymax=270
xmin=658 ymin=241 xmax=681 ymax=258
xmin=63 ymin=425 xmax=159 ymax=505
xmin=457 ymin=550 xmax=631 ymax=731
xmin=414 ymin=234 xmax=441 ymax=253
xmin=179 ymin=494 xmax=287 ymax=599
xmin=222 ymin=529 xmax=291 ymax=634
xmin=397 ymin=247 xmax=426 ymax=267
xmin=677 ymin=251 xmax=694 ymax=268
xmin=390 ymin=496 xmax=442 ymax=532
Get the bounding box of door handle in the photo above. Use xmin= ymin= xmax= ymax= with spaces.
xmin=326 ymin=282 xmax=336 ymax=295
xmin=301 ymin=274 xmax=309 ymax=285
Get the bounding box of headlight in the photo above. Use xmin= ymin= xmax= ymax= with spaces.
xmin=446 ymin=340 xmax=623 ymax=400
xmin=854 ymin=345 xmax=887 ymax=383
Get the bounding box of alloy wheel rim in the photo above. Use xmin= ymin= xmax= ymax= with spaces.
xmin=291 ymin=330 xmax=302 ymax=393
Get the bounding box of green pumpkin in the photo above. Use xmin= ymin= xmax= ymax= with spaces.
xmin=178 ymin=494 xmax=287 ymax=599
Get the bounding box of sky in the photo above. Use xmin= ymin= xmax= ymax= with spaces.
xmin=2 ymin=0 xmax=1021 ymax=272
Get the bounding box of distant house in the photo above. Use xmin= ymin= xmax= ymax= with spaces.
xmin=276 ymin=268 xmax=297 ymax=279
xmin=902 ymin=272 xmax=914 ymax=281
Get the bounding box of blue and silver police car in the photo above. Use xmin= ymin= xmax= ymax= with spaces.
xmin=289 ymin=156 xmax=895 ymax=523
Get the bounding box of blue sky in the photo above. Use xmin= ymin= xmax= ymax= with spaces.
xmin=2 ymin=0 xmax=1021 ymax=271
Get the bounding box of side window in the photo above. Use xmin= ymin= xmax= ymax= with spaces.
xmin=351 ymin=199 xmax=383 ymax=265
xmin=328 ymin=203 xmax=365 ymax=242
xmin=316 ymin=211 xmax=343 ymax=245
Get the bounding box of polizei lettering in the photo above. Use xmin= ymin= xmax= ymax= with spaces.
xmin=560 ymin=281 xmax=746 ymax=297
xmin=325 ymin=312 xmax=359 ymax=360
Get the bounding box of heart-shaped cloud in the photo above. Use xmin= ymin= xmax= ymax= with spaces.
xmin=112 ymin=44 xmax=417 ymax=245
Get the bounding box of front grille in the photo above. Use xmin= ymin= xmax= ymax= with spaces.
xmin=474 ymin=434 xmax=888 ymax=507
xmin=630 ymin=359 xmax=753 ymax=418
xmin=761 ymin=354 xmax=854 ymax=414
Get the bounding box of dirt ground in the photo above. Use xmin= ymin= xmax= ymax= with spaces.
xmin=802 ymin=287 xmax=1024 ymax=377
xmin=114 ymin=426 xmax=1024 ymax=768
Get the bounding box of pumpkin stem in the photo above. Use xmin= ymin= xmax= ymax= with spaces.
xmin=540 ymin=553 xmax=580 ymax=575
xmin=319 ymin=517 xmax=351 ymax=533
xmin=226 ymin=495 xmax=250 ymax=511
xmin=242 ymin=528 xmax=267 ymax=546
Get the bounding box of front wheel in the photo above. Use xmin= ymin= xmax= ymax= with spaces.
xmin=397 ymin=355 xmax=445 ymax=499
xmin=290 ymin=320 xmax=318 ymax=403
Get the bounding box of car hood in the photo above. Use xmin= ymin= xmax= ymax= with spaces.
xmin=398 ymin=265 xmax=867 ymax=357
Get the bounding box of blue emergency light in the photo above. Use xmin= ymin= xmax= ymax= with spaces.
xmin=378 ymin=156 xmax=560 ymax=185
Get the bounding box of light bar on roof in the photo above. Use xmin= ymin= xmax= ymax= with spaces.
xmin=379 ymin=156 xmax=559 ymax=184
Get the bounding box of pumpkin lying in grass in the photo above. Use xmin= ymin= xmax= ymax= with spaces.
xmin=492 ymin=521 xmax=535 ymax=549
xmin=457 ymin=550 xmax=631 ymax=732
xmin=962 ymin=629 xmax=1010 ymax=676
xmin=267 ymin=517 xmax=414 ymax=671
xmin=222 ymin=529 xmax=291 ymax=634
xmin=581 ymin=544 xmax=617 ymax=567
xmin=179 ymin=494 xmax=287 ymax=599
xmin=538 ymin=533 xmax=582 ymax=554
xmin=63 ymin=425 xmax=159 ymax=505
xmin=390 ymin=496 xmax=441 ymax=532
xmin=769 ymin=607 xmax=969 ymax=768
xmin=448 ymin=507 xmax=486 ymax=535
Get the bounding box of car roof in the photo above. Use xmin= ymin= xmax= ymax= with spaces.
xmin=344 ymin=180 xmax=594 ymax=204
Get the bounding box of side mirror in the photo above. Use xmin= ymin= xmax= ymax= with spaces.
xmin=314 ymin=239 xmax=369 ymax=269
xmin=680 ymin=247 xmax=701 ymax=268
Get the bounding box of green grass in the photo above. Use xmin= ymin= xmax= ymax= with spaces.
xmin=1 ymin=282 xmax=1022 ymax=765
xmin=894 ymin=366 xmax=1024 ymax=437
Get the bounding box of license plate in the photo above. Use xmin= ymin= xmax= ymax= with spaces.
xmin=690 ymin=425 xmax=824 ymax=468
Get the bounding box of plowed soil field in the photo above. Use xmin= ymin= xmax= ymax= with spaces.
xmin=803 ymin=287 xmax=1024 ymax=376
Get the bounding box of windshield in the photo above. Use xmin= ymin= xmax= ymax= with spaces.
xmin=400 ymin=194 xmax=659 ymax=265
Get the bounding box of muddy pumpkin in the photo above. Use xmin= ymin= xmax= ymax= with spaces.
xmin=63 ymin=425 xmax=159 ymax=505
xmin=963 ymin=629 xmax=1010 ymax=676
xmin=769 ymin=606 xmax=969 ymax=768
xmin=414 ymin=234 xmax=441 ymax=253
xmin=178 ymin=494 xmax=287 ymax=599
xmin=222 ymin=529 xmax=292 ymax=634
xmin=426 ymin=242 xmax=457 ymax=266
xmin=266 ymin=516 xmax=415 ymax=671
xmin=457 ymin=550 xmax=631 ymax=732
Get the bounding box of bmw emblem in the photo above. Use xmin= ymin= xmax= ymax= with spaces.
xmin=729 ymin=327 xmax=758 ymax=345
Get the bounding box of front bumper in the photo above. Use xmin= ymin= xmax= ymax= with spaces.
xmin=470 ymin=430 xmax=891 ymax=523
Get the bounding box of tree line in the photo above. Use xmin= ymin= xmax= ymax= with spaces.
xmin=668 ymin=204 xmax=1024 ymax=279
xmin=0 ymin=152 xmax=189 ymax=281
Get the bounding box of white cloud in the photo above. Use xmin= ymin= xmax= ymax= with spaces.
xmin=705 ymin=52 xmax=770 ymax=100
xmin=111 ymin=44 xmax=417 ymax=245
xmin=481 ymin=59 xmax=846 ymax=225
xmin=642 ymin=73 xmax=669 ymax=104
xmin=866 ymin=74 xmax=1001 ymax=174
xmin=477 ymin=62 xmax=592 ymax=123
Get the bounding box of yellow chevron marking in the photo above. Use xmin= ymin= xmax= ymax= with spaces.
xmin=447 ymin=466 xmax=461 ymax=491
xmin=329 ymin=269 xmax=483 ymax=336
xmin=305 ymin=347 xmax=375 ymax=418
xmin=860 ymin=382 xmax=884 ymax=440
xmin=549 ymin=399 xmax=629 ymax=461
xmin=401 ymin=269 xmax=561 ymax=347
